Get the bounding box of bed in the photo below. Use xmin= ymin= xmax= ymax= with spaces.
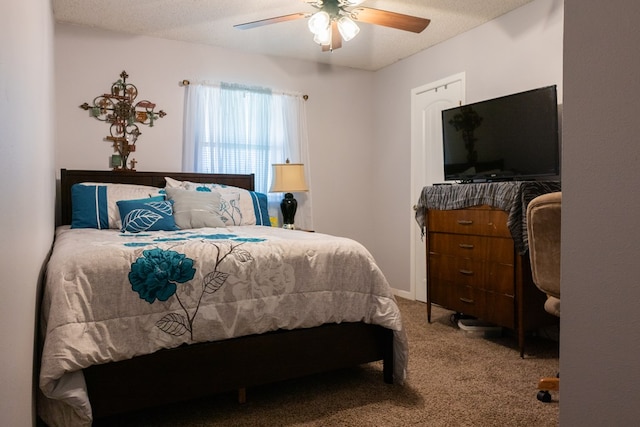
xmin=37 ymin=169 xmax=408 ymax=427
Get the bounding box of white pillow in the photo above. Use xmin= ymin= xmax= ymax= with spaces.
xmin=81 ymin=182 xmax=163 ymax=229
xmin=165 ymin=177 xmax=270 ymax=226
xmin=165 ymin=187 xmax=226 ymax=229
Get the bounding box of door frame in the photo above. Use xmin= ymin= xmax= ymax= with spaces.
xmin=409 ymin=72 xmax=466 ymax=301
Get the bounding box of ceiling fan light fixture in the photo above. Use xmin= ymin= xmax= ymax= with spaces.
xmin=313 ymin=27 xmax=332 ymax=45
xmin=308 ymin=11 xmax=330 ymax=35
xmin=234 ymin=0 xmax=431 ymax=53
xmin=337 ymin=16 xmax=360 ymax=41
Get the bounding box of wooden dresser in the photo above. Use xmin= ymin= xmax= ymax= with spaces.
xmin=415 ymin=181 xmax=561 ymax=355
xmin=425 ymin=204 xmax=553 ymax=356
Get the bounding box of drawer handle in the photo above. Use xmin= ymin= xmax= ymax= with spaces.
xmin=458 ymin=243 xmax=474 ymax=249
xmin=459 ymin=297 xmax=474 ymax=304
xmin=459 ymin=269 xmax=474 ymax=275
xmin=457 ymin=220 xmax=473 ymax=225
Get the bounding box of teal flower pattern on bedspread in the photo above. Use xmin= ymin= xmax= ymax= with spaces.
xmin=127 ymin=235 xmax=261 ymax=340
xmin=129 ymin=249 xmax=196 ymax=303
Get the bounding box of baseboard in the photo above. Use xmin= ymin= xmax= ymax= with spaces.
xmin=392 ymin=288 xmax=414 ymax=301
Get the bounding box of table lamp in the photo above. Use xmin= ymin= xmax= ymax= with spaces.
xmin=269 ymin=160 xmax=309 ymax=229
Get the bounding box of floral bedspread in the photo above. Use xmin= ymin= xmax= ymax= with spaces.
xmin=38 ymin=226 xmax=407 ymax=427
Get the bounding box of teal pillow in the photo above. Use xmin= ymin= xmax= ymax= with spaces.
xmin=71 ymin=184 xmax=109 ymax=229
xmin=249 ymin=191 xmax=270 ymax=226
xmin=117 ymin=196 xmax=178 ymax=233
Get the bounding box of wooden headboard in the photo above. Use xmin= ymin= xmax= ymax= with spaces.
xmin=60 ymin=169 xmax=255 ymax=226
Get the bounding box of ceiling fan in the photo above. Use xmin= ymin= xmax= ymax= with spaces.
xmin=234 ymin=0 xmax=430 ymax=52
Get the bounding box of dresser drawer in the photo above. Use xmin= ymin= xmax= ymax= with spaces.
xmin=476 ymin=290 xmax=515 ymax=328
xmin=428 ymin=253 xmax=514 ymax=295
xmin=428 ymin=233 xmax=514 ymax=264
xmin=429 ymin=278 xmax=515 ymax=328
xmin=427 ymin=206 xmax=511 ymax=237
xmin=429 ymin=279 xmax=477 ymax=316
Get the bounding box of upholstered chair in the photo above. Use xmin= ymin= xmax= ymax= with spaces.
xmin=526 ymin=191 xmax=561 ymax=402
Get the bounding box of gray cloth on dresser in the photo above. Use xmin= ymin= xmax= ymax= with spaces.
xmin=414 ymin=181 xmax=561 ymax=254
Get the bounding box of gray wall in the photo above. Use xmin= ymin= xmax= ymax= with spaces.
xmin=54 ymin=1 xmax=564 ymax=297
xmin=371 ymin=0 xmax=563 ymax=295
xmin=7 ymin=0 xmax=640 ymax=424
xmin=562 ymin=0 xmax=640 ymax=423
xmin=54 ymin=23 xmax=378 ymax=250
xmin=0 ymin=0 xmax=55 ymax=425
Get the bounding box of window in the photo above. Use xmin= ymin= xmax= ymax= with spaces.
xmin=182 ymin=82 xmax=312 ymax=229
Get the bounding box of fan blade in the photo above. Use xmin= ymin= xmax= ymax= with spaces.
xmin=234 ymin=13 xmax=307 ymax=30
xmin=321 ymin=21 xmax=342 ymax=52
xmin=351 ymin=7 xmax=430 ymax=33
xmin=332 ymin=22 xmax=343 ymax=50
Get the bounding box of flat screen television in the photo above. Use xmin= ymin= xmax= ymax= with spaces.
xmin=441 ymin=85 xmax=560 ymax=182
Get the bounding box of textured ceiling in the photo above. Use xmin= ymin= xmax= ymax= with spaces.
xmin=52 ymin=0 xmax=533 ymax=71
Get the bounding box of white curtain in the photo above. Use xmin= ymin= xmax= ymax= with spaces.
xmin=182 ymin=82 xmax=313 ymax=230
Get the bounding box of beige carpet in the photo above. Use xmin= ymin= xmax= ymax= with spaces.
xmin=94 ymin=298 xmax=559 ymax=427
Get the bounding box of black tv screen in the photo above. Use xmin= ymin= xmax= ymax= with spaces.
xmin=441 ymin=85 xmax=559 ymax=182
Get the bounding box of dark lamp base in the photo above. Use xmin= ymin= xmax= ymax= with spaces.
xmin=281 ymin=193 xmax=297 ymax=229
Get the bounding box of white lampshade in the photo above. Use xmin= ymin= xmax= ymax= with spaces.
xmin=337 ymin=16 xmax=360 ymax=41
xmin=343 ymin=0 xmax=365 ymax=5
xmin=313 ymin=27 xmax=332 ymax=45
xmin=270 ymin=163 xmax=309 ymax=193
xmin=308 ymin=11 xmax=330 ymax=35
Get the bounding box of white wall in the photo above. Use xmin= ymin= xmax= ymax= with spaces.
xmin=562 ymin=0 xmax=640 ymax=423
xmin=54 ymin=24 xmax=377 ymax=248
xmin=9 ymin=0 xmax=639 ymax=425
xmin=0 ymin=1 xmax=55 ymax=426
xmin=370 ymin=0 xmax=564 ymax=293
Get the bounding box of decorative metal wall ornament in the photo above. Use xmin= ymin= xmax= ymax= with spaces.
xmin=80 ymin=70 xmax=166 ymax=171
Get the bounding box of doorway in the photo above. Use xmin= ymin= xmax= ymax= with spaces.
xmin=410 ymin=73 xmax=465 ymax=302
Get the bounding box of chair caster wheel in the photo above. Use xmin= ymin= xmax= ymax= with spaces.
xmin=537 ymin=390 xmax=552 ymax=403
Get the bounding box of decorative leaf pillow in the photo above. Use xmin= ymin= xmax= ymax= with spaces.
xmin=116 ymin=196 xmax=179 ymax=233
xmin=71 ymin=183 xmax=163 ymax=229
xmin=164 ymin=177 xmax=270 ymax=226
xmin=165 ymin=187 xmax=226 ymax=229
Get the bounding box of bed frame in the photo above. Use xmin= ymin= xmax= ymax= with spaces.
xmin=58 ymin=169 xmax=394 ymax=418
